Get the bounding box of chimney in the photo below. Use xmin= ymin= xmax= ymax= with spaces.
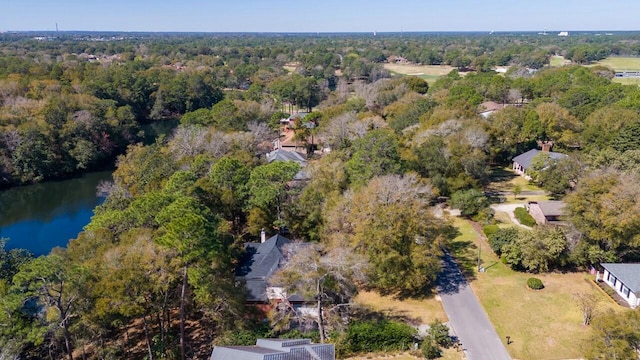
xmin=261 ymin=229 xmax=266 ymax=243
xmin=537 ymin=140 xmax=554 ymax=152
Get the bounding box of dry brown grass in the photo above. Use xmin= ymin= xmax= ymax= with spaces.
xmin=354 ymin=291 xmax=447 ymax=325
xmin=344 ymin=348 xmax=462 ymax=360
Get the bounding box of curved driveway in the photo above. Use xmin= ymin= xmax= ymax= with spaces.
xmin=436 ymin=252 xmax=511 ymax=360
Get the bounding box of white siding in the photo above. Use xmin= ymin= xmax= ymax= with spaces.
xmin=603 ymin=269 xmax=639 ymax=308
xmin=630 ymin=292 xmax=639 ymax=308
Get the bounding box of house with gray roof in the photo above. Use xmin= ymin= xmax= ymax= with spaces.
xmin=236 ymin=232 xmax=298 ymax=303
xmin=600 ymin=263 xmax=640 ymax=308
xmin=211 ymin=338 xmax=335 ymax=360
xmin=266 ymin=148 xmax=307 ymax=165
xmin=266 ymin=149 xmax=311 ymax=181
xmin=527 ymin=201 xmax=566 ymax=225
xmin=512 ymin=148 xmax=568 ymax=180
xmin=235 ymin=231 xmax=308 ymax=309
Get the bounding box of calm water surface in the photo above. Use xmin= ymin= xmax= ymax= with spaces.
xmin=0 ymin=171 xmax=112 ymax=256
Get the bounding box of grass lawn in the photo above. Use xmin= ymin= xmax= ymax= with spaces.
xmin=592 ymin=56 xmax=640 ymax=71
xmin=612 ymin=77 xmax=640 ymax=86
xmin=383 ymin=63 xmax=463 ymax=84
xmin=448 ymin=216 xmax=621 ymax=359
xmin=354 ymin=291 xmax=447 ymax=325
xmin=549 ymin=55 xmax=568 ymax=67
xmin=488 ymin=167 xmax=540 ymax=193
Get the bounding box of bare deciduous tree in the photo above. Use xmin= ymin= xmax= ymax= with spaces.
xmin=574 ymin=292 xmax=598 ymax=325
xmin=271 ymin=242 xmax=368 ymax=343
xmin=168 ymin=125 xmax=211 ymax=160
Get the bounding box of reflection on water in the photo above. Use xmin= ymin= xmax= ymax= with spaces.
xmin=0 ymin=171 xmax=112 ymax=256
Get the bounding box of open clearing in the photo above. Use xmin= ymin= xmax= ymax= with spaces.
xmin=383 ymin=63 xmax=460 ymax=83
xmin=549 ymin=55 xmax=569 ymax=67
xmin=593 ymin=56 xmax=640 ymax=71
xmin=355 ymin=290 xmax=447 ymax=325
xmin=448 ymin=217 xmax=621 ymax=359
xmin=350 ymin=292 xmax=461 ymax=359
xmin=588 ymin=56 xmax=640 ymax=85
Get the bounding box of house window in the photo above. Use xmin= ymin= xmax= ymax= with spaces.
xmin=624 ymin=287 xmax=631 ymax=298
xmin=607 ymin=272 xmax=611 ymax=282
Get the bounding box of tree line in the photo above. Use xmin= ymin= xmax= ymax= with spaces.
xmin=2 ymin=31 xmax=640 ymax=358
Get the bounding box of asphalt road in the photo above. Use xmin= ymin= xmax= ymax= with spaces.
xmin=436 ymin=252 xmax=511 ymax=360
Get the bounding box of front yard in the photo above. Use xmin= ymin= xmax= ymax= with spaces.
xmin=448 ymin=217 xmax=620 ymax=359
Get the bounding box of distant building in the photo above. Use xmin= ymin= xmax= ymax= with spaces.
xmin=266 ymin=148 xmax=310 ymax=181
xmin=478 ymin=101 xmax=505 ymax=118
xmin=558 ymin=31 xmax=569 ymax=37
xmin=211 ymin=339 xmax=335 ymax=360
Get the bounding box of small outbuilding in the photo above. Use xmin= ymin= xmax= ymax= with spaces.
xmin=600 ymin=263 xmax=640 ymax=308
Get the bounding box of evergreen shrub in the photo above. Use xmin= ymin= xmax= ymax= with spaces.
xmin=527 ymin=277 xmax=544 ymax=290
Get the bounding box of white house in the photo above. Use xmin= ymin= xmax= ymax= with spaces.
xmin=600 ymin=263 xmax=640 ymax=308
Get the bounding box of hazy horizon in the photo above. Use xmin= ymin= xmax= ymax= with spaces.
xmin=3 ymin=0 xmax=640 ymax=33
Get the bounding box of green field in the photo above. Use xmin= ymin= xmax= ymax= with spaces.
xmin=549 ymin=55 xmax=568 ymax=67
xmin=383 ymin=63 xmax=461 ymax=84
xmin=593 ymin=56 xmax=640 ymax=71
xmin=612 ymin=77 xmax=640 ymax=86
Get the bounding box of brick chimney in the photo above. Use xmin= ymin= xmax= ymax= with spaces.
xmin=261 ymin=228 xmax=266 ymax=243
xmin=537 ymin=140 xmax=554 ymax=152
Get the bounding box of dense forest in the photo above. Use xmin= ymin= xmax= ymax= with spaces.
xmin=2 ymin=31 xmax=640 ymax=359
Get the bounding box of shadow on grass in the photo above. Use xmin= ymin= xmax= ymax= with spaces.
xmin=349 ymin=306 xmax=420 ymax=326
xmin=484 ymin=262 xmax=500 ymax=270
xmin=490 ymin=167 xmax=518 ymax=184
xmin=446 ymin=240 xmax=478 ymax=281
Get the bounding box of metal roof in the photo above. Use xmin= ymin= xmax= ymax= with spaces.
xmin=211 ymin=339 xmax=335 ymax=360
xmin=601 ymin=263 xmax=640 ymax=293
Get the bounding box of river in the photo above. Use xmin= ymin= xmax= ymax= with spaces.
xmin=0 ymin=171 xmax=113 ymax=256
xmin=0 ymin=120 xmax=179 ymax=257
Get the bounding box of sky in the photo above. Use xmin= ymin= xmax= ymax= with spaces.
xmin=2 ymin=0 xmax=640 ymax=33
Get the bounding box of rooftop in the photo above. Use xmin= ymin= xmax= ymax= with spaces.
xmin=601 ymin=263 xmax=640 ymax=293
xmin=534 ymin=200 xmax=566 ymax=217
xmin=236 ymin=234 xmax=291 ymax=301
xmin=211 ymin=338 xmax=335 ymax=360
xmin=512 ymin=149 xmax=568 ymax=170
xmin=266 ymin=149 xmax=307 ymax=164
xmin=478 ymin=101 xmax=505 ymax=113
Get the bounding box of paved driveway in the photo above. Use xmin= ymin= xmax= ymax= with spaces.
xmin=490 ymin=203 xmax=532 ymax=230
xmin=436 ymin=252 xmax=511 ymax=360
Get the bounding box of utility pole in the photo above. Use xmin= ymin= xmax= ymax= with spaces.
xmin=477 ymin=241 xmax=481 ymax=272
